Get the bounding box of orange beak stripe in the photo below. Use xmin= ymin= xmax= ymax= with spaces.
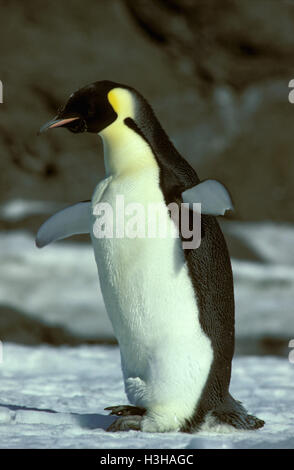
xmin=49 ymin=117 xmax=80 ymax=128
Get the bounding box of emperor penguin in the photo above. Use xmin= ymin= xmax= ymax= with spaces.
xmin=37 ymin=80 xmax=264 ymax=433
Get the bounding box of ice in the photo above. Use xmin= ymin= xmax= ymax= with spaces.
xmin=1 ymin=226 xmax=293 ymax=353
xmin=0 ymin=224 xmax=293 ymax=448
xmin=0 ymin=231 xmax=113 ymax=342
xmin=0 ymin=344 xmax=293 ymax=448
xmin=0 ymin=200 xmax=62 ymax=222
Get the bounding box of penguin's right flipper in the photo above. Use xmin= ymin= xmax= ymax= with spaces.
xmin=36 ymin=201 xmax=91 ymax=248
xmin=182 ymin=179 xmax=234 ymax=216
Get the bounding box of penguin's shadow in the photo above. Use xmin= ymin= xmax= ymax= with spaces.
xmin=76 ymin=412 xmax=115 ymax=430
xmin=0 ymin=403 xmax=116 ymax=430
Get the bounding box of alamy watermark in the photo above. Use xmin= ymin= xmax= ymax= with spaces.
xmin=288 ymin=79 xmax=294 ymax=103
xmin=92 ymin=197 xmax=202 ymax=249
xmin=289 ymin=339 xmax=294 ymax=364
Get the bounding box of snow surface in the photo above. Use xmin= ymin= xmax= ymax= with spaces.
xmin=0 ymin=343 xmax=293 ymax=449
xmin=0 ymin=200 xmax=62 ymax=222
xmin=0 ymin=228 xmax=293 ymax=345
xmin=0 ymin=222 xmax=293 ymax=448
xmin=0 ymin=231 xmax=113 ymax=341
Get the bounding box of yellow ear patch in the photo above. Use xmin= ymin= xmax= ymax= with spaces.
xmin=107 ymin=88 xmax=134 ymax=118
xmin=108 ymin=89 xmax=119 ymax=113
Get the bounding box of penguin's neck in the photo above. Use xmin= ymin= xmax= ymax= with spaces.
xmin=100 ymin=119 xmax=157 ymax=178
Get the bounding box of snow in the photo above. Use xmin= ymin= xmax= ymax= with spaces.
xmin=0 ymin=343 xmax=293 ymax=449
xmin=0 ymin=227 xmax=293 ymax=346
xmin=0 ymin=231 xmax=113 ymax=342
xmin=0 ymin=222 xmax=293 ymax=448
xmin=233 ymin=259 xmax=294 ymax=340
xmin=0 ymin=200 xmax=62 ymax=222
xmin=224 ymin=221 xmax=294 ymax=265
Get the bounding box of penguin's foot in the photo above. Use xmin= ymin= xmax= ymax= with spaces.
xmin=212 ymin=410 xmax=264 ymax=430
xmin=105 ymin=405 xmax=146 ymax=417
xmin=106 ymin=415 xmax=143 ymax=432
xmin=211 ymin=394 xmax=265 ymax=430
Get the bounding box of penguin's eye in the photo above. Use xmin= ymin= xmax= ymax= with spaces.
xmin=87 ymin=106 xmax=96 ymax=118
xmin=68 ymin=119 xmax=87 ymax=133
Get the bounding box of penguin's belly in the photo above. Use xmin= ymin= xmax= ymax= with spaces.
xmin=90 ymin=172 xmax=213 ymax=416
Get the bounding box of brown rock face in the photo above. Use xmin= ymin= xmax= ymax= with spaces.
xmin=1 ymin=0 xmax=294 ymax=225
xmin=125 ymin=0 xmax=294 ymax=222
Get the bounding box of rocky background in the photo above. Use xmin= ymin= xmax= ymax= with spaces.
xmin=0 ymin=0 xmax=294 ymax=352
xmin=1 ymin=0 xmax=294 ymax=226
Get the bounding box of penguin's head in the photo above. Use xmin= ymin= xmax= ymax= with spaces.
xmin=39 ymin=80 xmax=137 ymax=135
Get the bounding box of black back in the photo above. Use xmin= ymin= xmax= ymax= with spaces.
xmin=124 ymin=89 xmax=235 ymax=430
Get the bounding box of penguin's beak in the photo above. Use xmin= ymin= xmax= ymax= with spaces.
xmin=38 ymin=116 xmax=80 ymax=134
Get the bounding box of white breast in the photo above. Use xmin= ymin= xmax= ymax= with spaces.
xmin=88 ymin=102 xmax=213 ymax=429
xmin=90 ymin=162 xmax=213 ymax=428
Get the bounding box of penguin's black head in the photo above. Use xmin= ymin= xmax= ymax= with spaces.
xmin=39 ymin=80 xmax=128 ymax=134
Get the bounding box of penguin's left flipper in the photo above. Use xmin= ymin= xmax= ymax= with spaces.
xmin=105 ymin=405 xmax=146 ymax=417
xmin=36 ymin=201 xmax=91 ymax=248
xmin=106 ymin=415 xmax=143 ymax=432
xmin=182 ymin=179 xmax=234 ymax=216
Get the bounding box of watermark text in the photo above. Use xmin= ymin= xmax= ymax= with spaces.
xmin=289 ymin=339 xmax=294 ymax=363
xmin=92 ymin=197 xmax=202 ymax=249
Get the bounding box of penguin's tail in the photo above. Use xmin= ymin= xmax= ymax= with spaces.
xmin=210 ymin=393 xmax=265 ymax=430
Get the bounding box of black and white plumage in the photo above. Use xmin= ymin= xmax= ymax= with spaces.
xmin=37 ymin=81 xmax=264 ymax=433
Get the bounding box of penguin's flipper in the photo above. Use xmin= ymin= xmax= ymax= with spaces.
xmin=182 ymin=179 xmax=234 ymax=216
xmin=36 ymin=201 xmax=91 ymax=248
